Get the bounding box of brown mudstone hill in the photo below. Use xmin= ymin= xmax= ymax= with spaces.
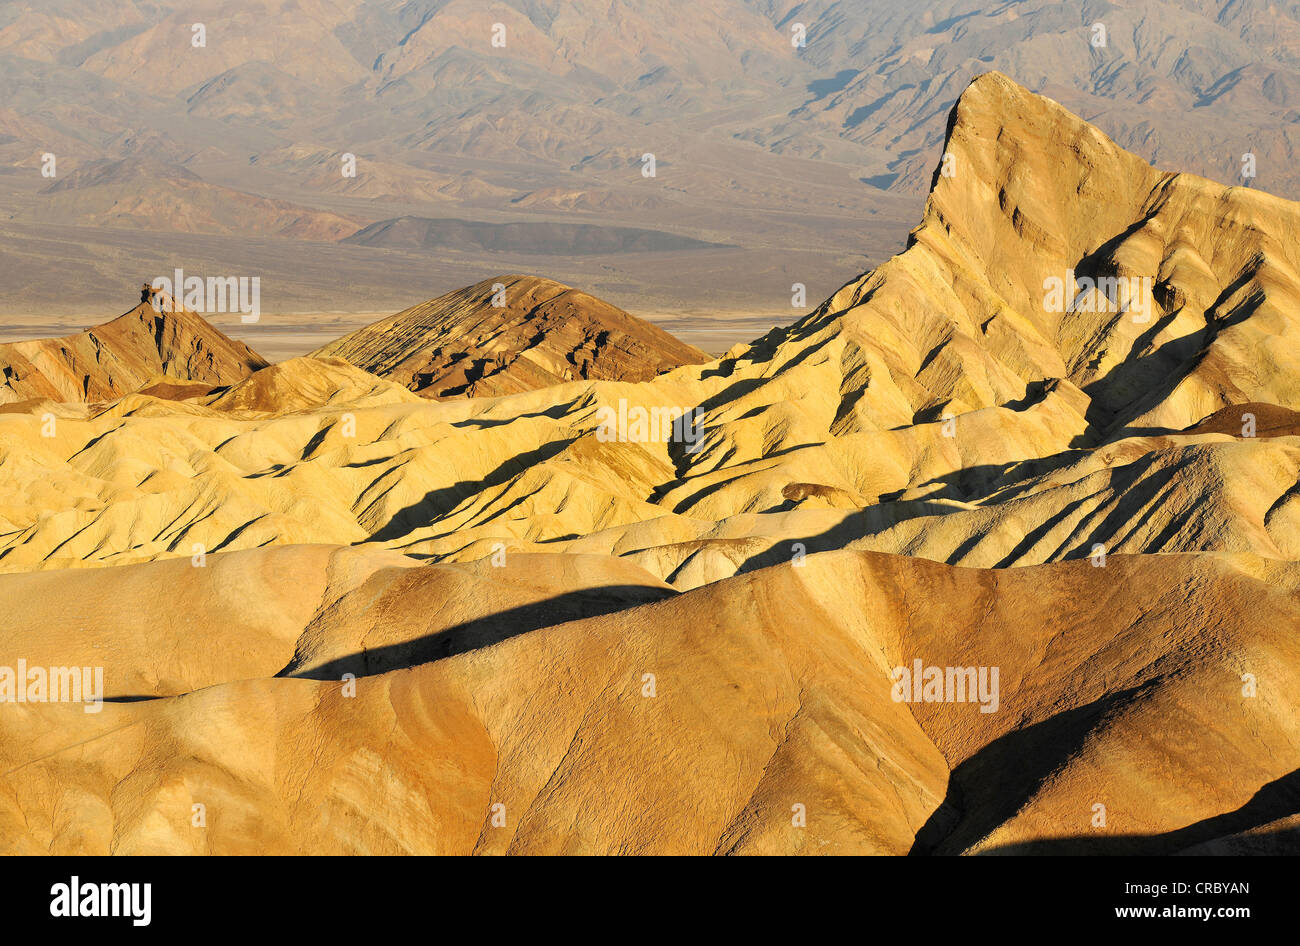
xmin=310 ymin=274 xmax=708 ymax=398
xmin=0 ymin=286 xmax=268 ymax=405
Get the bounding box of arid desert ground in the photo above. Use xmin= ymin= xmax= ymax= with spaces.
xmin=1 ymin=67 xmax=1299 ymax=854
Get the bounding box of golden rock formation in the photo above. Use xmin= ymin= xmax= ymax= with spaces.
xmin=2 ymin=74 xmax=1299 ymax=855
xmin=310 ymin=274 xmax=708 ymax=398
xmin=1 ymin=546 xmax=1295 ymax=854
xmin=0 ymin=287 xmax=267 ymax=406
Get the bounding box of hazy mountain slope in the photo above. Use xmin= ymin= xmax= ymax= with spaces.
xmin=311 ymin=274 xmax=708 ymax=398
xmin=7 ymin=0 xmax=1300 ymax=319
xmin=28 ymin=158 xmax=364 ymax=239
xmin=746 ymin=0 xmax=1300 ymax=196
xmin=5 ymin=0 xmax=1299 ymax=198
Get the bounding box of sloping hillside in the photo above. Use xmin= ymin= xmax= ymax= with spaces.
xmin=0 ymin=287 xmax=268 ymax=405
xmin=312 ymin=274 xmax=708 ymax=398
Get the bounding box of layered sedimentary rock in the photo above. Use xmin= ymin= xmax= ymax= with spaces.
xmin=310 ymin=274 xmax=708 ymax=398
xmin=0 ymin=288 xmax=267 ymax=406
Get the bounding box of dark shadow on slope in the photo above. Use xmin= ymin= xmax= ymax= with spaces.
xmin=657 ymin=333 xmax=837 ymax=494
xmin=279 ymin=583 xmax=675 ymax=680
xmin=449 ymin=398 xmax=584 ymax=429
xmin=66 ymin=425 xmax=125 ymax=462
xmin=807 ymin=69 xmax=859 ymax=100
xmin=686 ymin=455 xmax=1096 ymax=577
xmin=722 ymin=499 xmax=974 ymax=577
xmin=909 ymin=681 xmax=1162 ymax=855
xmin=999 ymin=377 xmax=1057 ymax=411
xmin=364 ymin=439 xmax=573 ymax=543
xmin=1069 ymin=457 xmax=1191 ymax=556
xmin=1077 ymin=271 xmax=1264 ymax=445
xmin=992 ymin=453 xmax=1186 ymax=566
xmin=906 ymin=452 xmax=1088 ymax=505
xmin=861 ymin=173 xmax=899 ymax=190
xmin=300 ymin=424 xmax=332 ymax=459
xmin=693 ymin=332 xmax=836 ymax=417
xmin=844 ymin=85 xmax=916 ymax=130
xmin=974 ymin=769 xmax=1300 ymax=855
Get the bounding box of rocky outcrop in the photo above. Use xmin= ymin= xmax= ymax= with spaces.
xmin=310 ymin=274 xmax=708 ymax=398
xmin=0 ymin=286 xmax=268 ymax=405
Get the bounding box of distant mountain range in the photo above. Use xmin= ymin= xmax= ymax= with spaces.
xmin=4 ymin=0 xmax=1296 ymax=194
xmin=342 ymin=217 xmax=731 ymax=254
xmin=1 ymin=0 xmax=1298 ymax=314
